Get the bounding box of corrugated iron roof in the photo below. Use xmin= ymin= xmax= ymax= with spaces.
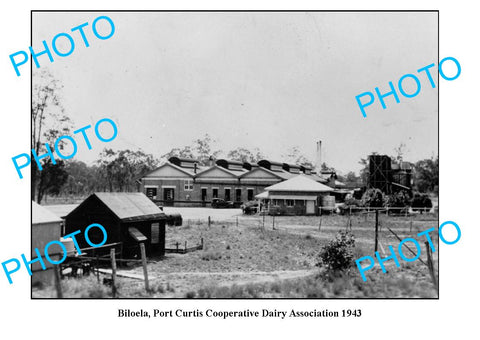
xmin=32 ymin=201 xmax=62 ymax=225
xmin=264 ymin=174 xmax=333 ymax=192
xmin=93 ymin=192 xmax=165 ymax=222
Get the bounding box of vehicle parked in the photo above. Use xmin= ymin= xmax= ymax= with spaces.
xmin=211 ymin=198 xmax=234 ymax=208
xmin=241 ymin=201 xmax=259 ymax=214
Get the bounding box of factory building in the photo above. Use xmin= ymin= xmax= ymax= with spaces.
xmin=138 ymin=157 xmax=335 ymax=207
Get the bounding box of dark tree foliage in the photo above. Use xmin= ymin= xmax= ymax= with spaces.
xmin=97 ymin=149 xmax=160 ymax=192
xmin=31 ymin=70 xmax=73 ymax=202
xmin=361 ymin=188 xmax=384 ymax=208
xmin=411 ymin=192 xmax=433 ymax=213
xmin=414 ymin=156 xmax=439 ymax=194
xmin=317 ymin=231 xmax=356 ymax=272
xmin=37 ymin=160 xmax=69 ymax=203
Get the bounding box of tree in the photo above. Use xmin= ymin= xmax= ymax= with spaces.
xmin=31 ymin=70 xmax=73 ymax=202
xmin=361 ymin=188 xmax=384 ymax=207
xmin=97 ymin=149 xmax=160 ymax=192
xmin=37 ymin=159 xmax=69 ymax=203
xmin=282 ymin=146 xmax=314 ymax=167
xmin=161 ymin=146 xmax=194 ymax=161
xmin=161 ymin=134 xmax=222 ymax=166
xmin=227 ymin=147 xmax=264 ymax=163
xmin=414 ymin=156 xmax=439 ymax=193
xmin=392 ymin=143 xmax=407 ymax=165
xmin=63 ymin=161 xmax=105 ymax=196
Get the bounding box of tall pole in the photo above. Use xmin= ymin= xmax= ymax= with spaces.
xmin=374 ymin=210 xmax=379 ymax=253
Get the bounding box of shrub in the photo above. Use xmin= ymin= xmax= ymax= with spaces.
xmin=185 ymin=291 xmax=196 ymax=298
xmin=317 ymin=231 xmax=355 ymax=272
xmin=385 ymin=190 xmax=410 ymax=213
xmin=361 ymin=188 xmax=384 ymax=207
xmin=411 ymin=193 xmax=432 ymax=212
xmin=201 ymin=250 xmax=222 ymax=261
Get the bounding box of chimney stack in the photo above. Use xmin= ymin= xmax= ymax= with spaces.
xmin=315 ymin=140 xmax=322 ymax=171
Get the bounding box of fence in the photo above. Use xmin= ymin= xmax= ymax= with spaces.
xmin=165 ymin=238 xmax=204 ymax=254
xmin=54 ymin=242 xmax=151 ymax=298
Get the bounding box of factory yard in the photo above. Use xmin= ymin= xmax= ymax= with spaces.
xmin=33 ymin=208 xmax=439 ymax=298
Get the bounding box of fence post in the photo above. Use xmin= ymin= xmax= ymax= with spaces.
xmin=201 ymin=237 xmax=204 ymax=249
xmin=236 ymin=216 xmax=238 ymax=228
xmin=53 ymin=265 xmax=63 ymax=298
xmin=140 ymin=243 xmax=150 ymax=292
xmin=262 ymin=213 xmax=265 ymax=229
xmin=319 ymin=216 xmax=322 ymax=231
xmin=374 ymin=210 xmax=379 ymax=253
xmin=110 ymin=248 xmax=117 ymax=298
xmin=185 ymin=241 xmax=187 ymax=253
xmin=208 ymin=216 xmax=211 ymax=228
xmin=425 ymin=241 xmax=438 ymax=295
xmin=176 ymin=242 xmax=179 ymax=252
xmin=95 ymin=249 xmax=100 ymax=282
xmin=272 ymin=215 xmax=275 ymax=230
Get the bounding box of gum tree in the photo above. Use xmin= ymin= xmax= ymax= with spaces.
xmin=31 ymin=69 xmax=72 ymax=202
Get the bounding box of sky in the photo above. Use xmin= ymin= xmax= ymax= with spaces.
xmin=32 ymin=11 xmax=438 ymax=174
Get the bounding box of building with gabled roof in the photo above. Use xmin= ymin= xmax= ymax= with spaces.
xmin=256 ymin=175 xmax=333 ymax=215
xmin=64 ymin=192 xmax=166 ymax=257
xmin=32 ymin=202 xmax=63 ymax=285
xmin=137 ymin=152 xmax=343 ymax=207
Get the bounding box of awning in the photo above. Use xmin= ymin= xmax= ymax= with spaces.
xmin=255 ymin=191 xmax=269 ymax=199
xmin=128 ymin=227 xmax=147 ymax=242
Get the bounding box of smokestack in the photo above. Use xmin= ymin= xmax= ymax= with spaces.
xmin=315 ymin=140 xmax=322 ymax=171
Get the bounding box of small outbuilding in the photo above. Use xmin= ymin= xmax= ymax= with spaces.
xmin=64 ymin=193 xmax=166 ymax=258
xmin=32 ymin=201 xmax=63 ymax=285
xmin=256 ymin=175 xmax=333 ymax=215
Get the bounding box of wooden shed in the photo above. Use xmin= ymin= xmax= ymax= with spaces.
xmin=64 ymin=193 xmax=166 ymax=258
xmin=32 ymin=201 xmax=63 ymax=285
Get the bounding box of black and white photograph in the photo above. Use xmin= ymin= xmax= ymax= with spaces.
xmin=4 ymin=0 xmax=480 ymax=338
xmin=29 ymin=11 xmax=440 ymax=299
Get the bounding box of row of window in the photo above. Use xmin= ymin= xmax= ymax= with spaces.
xmin=146 ymin=185 xmax=255 ymax=202
xmin=203 ymin=187 xmax=255 ymax=201
xmin=271 ymin=199 xmax=302 ymax=207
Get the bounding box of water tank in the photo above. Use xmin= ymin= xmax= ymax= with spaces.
xmin=321 ymin=195 xmax=336 ymax=211
xmin=60 ymin=237 xmax=76 ymax=256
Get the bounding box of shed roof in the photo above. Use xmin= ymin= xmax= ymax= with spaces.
xmin=32 ymin=201 xmax=62 ymax=225
xmin=264 ymin=175 xmax=333 ymax=192
xmin=70 ymin=193 xmax=166 ymax=222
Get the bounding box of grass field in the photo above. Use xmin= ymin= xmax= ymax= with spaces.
xmin=32 ymin=211 xmax=439 ymax=298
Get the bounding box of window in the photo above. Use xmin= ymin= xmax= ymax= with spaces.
xmin=224 ymin=188 xmax=231 ymax=201
xmin=201 ymin=188 xmax=207 ymax=201
xmin=145 ymin=187 xmax=157 ymax=199
xmin=235 ymin=188 xmax=242 ymax=202
xmin=184 ymin=179 xmax=193 ymax=191
xmin=212 ymin=188 xmax=219 ymax=198
xmin=247 ymin=188 xmax=254 ymax=201
xmin=151 ymin=223 xmax=160 ymax=244
xmin=286 ymin=199 xmax=294 ymax=207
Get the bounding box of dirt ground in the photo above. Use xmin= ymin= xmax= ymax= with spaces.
xmin=33 ymin=210 xmax=439 ymax=298
xmin=111 ymin=213 xmax=438 ymax=298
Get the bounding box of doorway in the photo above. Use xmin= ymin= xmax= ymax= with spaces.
xmin=163 ymin=188 xmax=175 ymax=206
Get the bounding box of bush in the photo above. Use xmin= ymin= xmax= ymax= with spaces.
xmin=201 ymin=250 xmax=222 ymax=261
xmin=385 ymin=190 xmax=410 ymax=213
xmin=317 ymin=231 xmax=355 ymax=272
xmin=339 ymin=196 xmax=364 ymax=215
xmin=411 ymin=193 xmax=432 ymax=212
xmin=361 ymin=188 xmax=384 ymax=208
